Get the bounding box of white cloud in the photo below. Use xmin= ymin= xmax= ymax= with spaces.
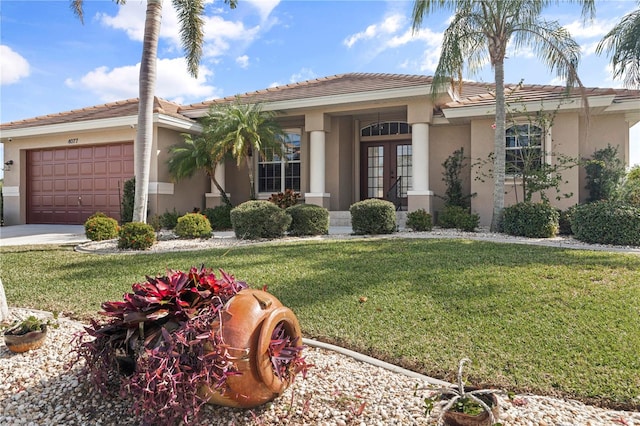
xmin=564 ymin=18 xmax=616 ymax=40
xmin=0 ymin=45 xmax=30 ymax=85
xmin=343 ymin=14 xmax=405 ymax=48
xmin=65 ymin=57 xmax=219 ymax=103
xmin=245 ymin=0 xmax=280 ymax=21
xmin=236 ymin=55 xmax=249 ymax=68
xmin=270 ymin=68 xmax=318 ymax=88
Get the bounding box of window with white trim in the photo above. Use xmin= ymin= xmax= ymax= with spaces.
xmin=258 ymin=130 xmax=301 ymax=193
xmin=505 ymin=123 xmax=543 ymax=174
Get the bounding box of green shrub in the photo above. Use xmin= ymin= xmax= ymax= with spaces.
xmin=584 ymin=145 xmax=625 ymax=202
xmin=230 ymin=200 xmax=292 ymax=240
xmin=286 ymin=204 xmax=329 ymax=236
xmin=160 ymin=209 xmax=181 ymax=230
xmin=349 ymin=199 xmax=396 ymax=235
xmin=557 ymin=206 xmax=576 ymax=235
xmin=438 ymin=205 xmax=479 ymax=232
xmin=118 ymin=222 xmax=156 ymax=250
xmin=502 ymin=202 xmax=559 ymax=238
xmin=147 ymin=214 xmax=162 ymax=232
xmin=84 ymin=215 xmax=119 ymax=241
xmin=572 ymin=200 xmax=640 ymax=246
xmin=406 ymin=209 xmax=433 ymax=232
xmin=174 ymin=213 xmax=212 ymax=239
xmin=120 ymin=177 xmax=135 ymax=223
xmin=619 ymin=166 xmax=640 ymax=207
xmin=203 ymin=205 xmax=233 ymax=231
xmin=268 ymin=189 xmax=301 ymax=209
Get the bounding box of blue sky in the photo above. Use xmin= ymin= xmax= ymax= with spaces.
xmin=1 ymin=0 xmax=638 ymax=172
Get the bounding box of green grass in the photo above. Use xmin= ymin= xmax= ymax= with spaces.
xmin=1 ymin=239 xmax=639 ymax=410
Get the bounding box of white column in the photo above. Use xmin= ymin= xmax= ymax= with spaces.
xmin=309 ymin=130 xmax=326 ymax=194
xmin=411 ymin=122 xmax=429 ymax=192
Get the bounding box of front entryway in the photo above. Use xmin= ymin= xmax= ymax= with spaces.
xmin=360 ymin=141 xmax=412 ymax=210
xmin=26 ymin=142 xmax=134 ymax=224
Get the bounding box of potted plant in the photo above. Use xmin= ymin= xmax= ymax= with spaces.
xmin=3 ymin=315 xmax=50 ymax=353
xmin=418 ymin=358 xmax=501 ymax=426
xmin=73 ymin=266 xmax=309 ymax=425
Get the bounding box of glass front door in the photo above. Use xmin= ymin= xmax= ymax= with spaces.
xmin=360 ymin=141 xmax=412 ymax=210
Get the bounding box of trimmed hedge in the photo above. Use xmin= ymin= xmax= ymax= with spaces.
xmin=84 ymin=214 xmax=119 ymax=241
xmin=406 ymin=209 xmax=433 ymax=232
xmin=502 ymin=202 xmax=559 ymax=238
xmin=557 ymin=206 xmax=576 ymax=235
xmin=230 ymin=200 xmax=292 ymax=240
xmin=349 ymin=199 xmax=396 ymax=235
xmin=174 ymin=213 xmax=212 ymax=239
xmin=203 ymin=205 xmax=233 ymax=231
xmin=286 ymin=204 xmax=329 ymax=236
xmin=438 ymin=205 xmax=479 ymax=232
xmin=572 ymin=200 xmax=640 ymax=246
xmin=118 ymin=222 xmax=156 ymax=250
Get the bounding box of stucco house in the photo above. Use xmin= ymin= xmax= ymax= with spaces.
xmin=1 ymin=73 xmax=638 ymax=227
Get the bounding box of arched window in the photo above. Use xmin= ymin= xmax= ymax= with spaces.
xmin=361 ymin=121 xmax=411 ymax=137
xmin=505 ymin=124 xmax=543 ymax=174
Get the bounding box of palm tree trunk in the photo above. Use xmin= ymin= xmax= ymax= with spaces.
xmin=210 ymin=164 xmax=233 ymax=207
xmin=132 ymin=0 xmax=162 ymax=223
xmin=0 ymin=279 xmax=9 ymax=323
xmin=491 ymin=60 xmax=506 ymax=232
xmin=245 ymin=156 xmax=256 ymax=200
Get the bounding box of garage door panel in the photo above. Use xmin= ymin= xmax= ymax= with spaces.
xmin=27 ymin=142 xmax=133 ymax=224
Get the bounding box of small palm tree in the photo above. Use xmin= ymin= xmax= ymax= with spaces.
xmin=203 ymin=101 xmax=288 ymax=200
xmin=596 ymin=1 xmax=640 ymax=89
xmin=411 ymin=0 xmax=593 ymax=231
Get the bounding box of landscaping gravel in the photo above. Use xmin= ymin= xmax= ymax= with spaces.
xmin=1 ymin=308 xmax=639 ymax=426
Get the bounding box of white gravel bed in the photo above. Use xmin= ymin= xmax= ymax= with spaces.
xmin=2 ymin=309 xmax=639 ymax=425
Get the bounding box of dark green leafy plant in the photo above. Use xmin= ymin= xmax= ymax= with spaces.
xmin=72 ymin=267 xmax=309 ymax=426
xmin=269 ymin=189 xmax=301 ymax=209
xmin=202 ymin=205 xmax=233 ymax=231
xmin=572 ymin=200 xmax=640 ymax=245
xmin=286 ymin=204 xmax=329 ymax=236
xmin=3 ymin=315 xmax=54 ymax=336
xmin=584 ymin=144 xmax=625 ymax=202
xmin=230 ymin=200 xmax=292 ymax=240
xmin=619 ymin=166 xmax=640 ymax=207
xmin=118 ymin=222 xmax=156 ymax=250
xmin=349 ymin=199 xmax=396 ymax=235
xmin=557 ymin=206 xmax=576 ymax=235
xmin=502 ymin=202 xmax=559 ymax=238
xmin=438 ymin=205 xmax=479 ymax=232
xmin=406 ymin=209 xmax=433 ymax=232
xmin=160 ymin=209 xmax=181 ymax=230
xmin=174 ymin=213 xmax=212 ymax=239
xmin=120 ymin=177 xmax=135 ymax=224
xmin=84 ymin=215 xmax=119 ymax=241
xmin=440 ymin=148 xmax=474 ymax=209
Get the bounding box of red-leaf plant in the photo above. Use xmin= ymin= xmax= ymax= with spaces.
xmin=72 ymin=266 xmax=308 ymax=425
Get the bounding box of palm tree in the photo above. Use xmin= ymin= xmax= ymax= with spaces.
xmin=202 ymin=101 xmax=288 ymax=200
xmin=71 ymin=0 xmax=237 ymax=223
xmin=411 ymin=0 xmax=593 ymax=231
xmin=596 ymin=1 xmax=640 ymax=89
xmin=167 ymin=133 xmax=233 ymax=207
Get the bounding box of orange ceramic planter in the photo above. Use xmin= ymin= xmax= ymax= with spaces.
xmin=4 ymin=326 xmax=47 ymax=353
xmin=199 ymin=289 xmax=303 ymax=408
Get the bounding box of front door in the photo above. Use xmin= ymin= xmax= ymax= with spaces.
xmin=360 ymin=141 xmax=412 ymax=210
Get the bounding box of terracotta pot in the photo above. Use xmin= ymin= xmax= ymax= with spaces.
xmin=442 ymin=390 xmax=499 ymax=426
xmin=199 ymin=289 xmax=303 ymax=408
xmin=4 ymin=325 xmax=47 ymax=353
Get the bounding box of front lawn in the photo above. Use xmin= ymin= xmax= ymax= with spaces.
xmin=1 ymin=239 xmax=639 ymax=410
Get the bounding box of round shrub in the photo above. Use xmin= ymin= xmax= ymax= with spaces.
xmin=406 ymin=209 xmax=433 ymax=232
xmin=502 ymin=202 xmax=559 ymax=238
xmin=230 ymin=200 xmax=292 ymax=240
xmin=203 ymin=205 xmax=233 ymax=231
xmin=438 ymin=205 xmax=479 ymax=232
xmin=349 ymin=199 xmax=396 ymax=235
xmin=84 ymin=215 xmax=119 ymax=241
xmin=286 ymin=204 xmax=329 ymax=236
xmin=572 ymin=201 xmax=640 ymax=246
xmin=175 ymin=213 xmax=212 ymax=239
xmin=118 ymin=222 xmax=156 ymax=250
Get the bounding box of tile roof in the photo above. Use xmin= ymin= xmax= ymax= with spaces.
xmin=0 ymin=97 xmax=190 ymax=131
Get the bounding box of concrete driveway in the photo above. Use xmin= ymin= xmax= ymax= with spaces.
xmin=0 ymin=225 xmax=88 ymax=246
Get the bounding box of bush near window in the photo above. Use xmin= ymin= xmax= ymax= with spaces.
xmin=118 ymin=222 xmax=156 ymax=250
xmin=349 ymin=199 xmax=396 ymax=235
xmin=286 ymin=204 xmax=329 ymax=236
xmin=438 ymin=205 xmax=479 ymax=232
xmin=406 ymin=209 xmax=433 ymax=232
xmin=269 ymin=189 xmax=301 ymax=209
xmin=84 ymin=214 xmax=119 ymax=241
xmin=584 ymin=144 xmax=625 ymax=202
xmin=557 ymin=206 xmax=576 ymax=235
xmin=203 ymin=205 xmax=233 ymax=231
xmin=571 ymin=200 xmax=640 ymax=246
xmin=231 ymin=200 xmax=292 ymax=240
xmin=160 ymin=209 xmax=181 ymax=230
xmin=175 ymin=213 xmax=212 ymax=239
xmin=502 ymin=202 xmax=559 ymax=238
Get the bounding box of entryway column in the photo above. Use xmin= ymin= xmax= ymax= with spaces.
xmin=205 ymin=162 xmax=230 ymax=208
xmin=407 ymin=100 xmax=433 ymax=212
xmin=305 ymin=112 xmax=331 ymax=209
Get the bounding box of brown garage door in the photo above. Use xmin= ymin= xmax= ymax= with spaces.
xmin=27 ymin=142 xmax=134 ymax=224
